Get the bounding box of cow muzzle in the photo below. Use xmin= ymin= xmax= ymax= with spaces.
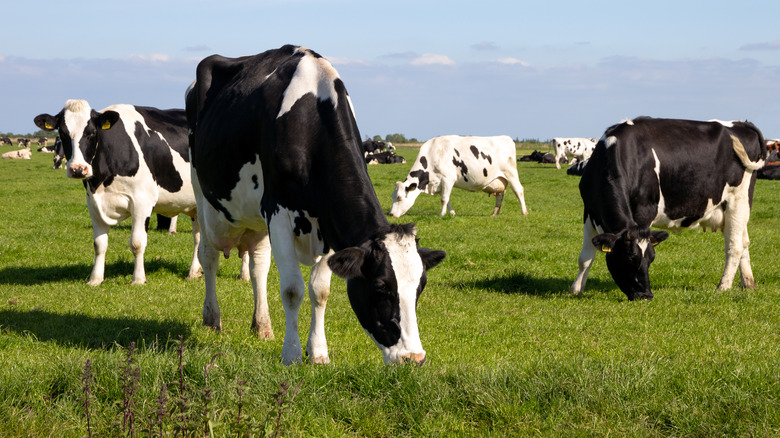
xmin=68 ymin=164 xmax=92 ymax=179
xmin=400 ymin=352 xmax=426 ymax=366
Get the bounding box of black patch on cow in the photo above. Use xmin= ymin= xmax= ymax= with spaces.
xmin=84 ymin=116 xmax=140 ymax=193
xmin=293 ymin=214 xmax=312 ymax=236
xmin=454 ymin=149 xmax=460 ymax=157
xmin=134 ymin=120 xmax=185 ymax=193
xmin=252 ymin=174 xmax=259 ymax=189
xmin=452 ymin=156 xmax=469 ymax=182
xmin=469 ymin=145 xmax=479 ymax=159
xmin=135 ymin=107 xmax=190 ymax=163
xmin=481 ymin=152 xmax=493 ymax=164
xmin=419 ymin=156 xmax=427 ymax=169
xmin=483 ymin=168 xmax=488 ymax=177
xmin=409 ymin=169 xmax=429 ymax=191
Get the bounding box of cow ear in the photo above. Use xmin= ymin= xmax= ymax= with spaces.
xmin=592 ymin=233 xmax=618 ymax=253
xmin=327 ymin=247 xmax=367 ymax=279
xmin=418 ymin=247 xmax=446 ymax=270
xmin=96 ymin=110 xmax=120 ymax=130
xmin=34 ymin=114 xmax=58 ymax=131
xmin=650 ymin=230 xmax=669 ymax=246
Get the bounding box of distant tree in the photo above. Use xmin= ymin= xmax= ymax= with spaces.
xmin=384 ymin=133 xmax=408 ymax=144
xmin=372 ymin=135 xmax=382 ymax=142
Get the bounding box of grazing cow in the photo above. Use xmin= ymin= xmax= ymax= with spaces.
xmin=389 ymin=135 xmax=529 ymax=217
xmin=17 ymin=138 xmax=31 ymax=147
xmin=552 ymin=137 xmax=597 ymax=169
xmin=362 ymin=139 xmax=388 ymax=154
xmin=51 ymin=136 xmax=66 ymax=169
xmin=37 ymin=137 xmax=48 ymax=146
xmin=2 ymin=147 xmax=31 ymax=159
xmin=186 ymin=45 xmax=445 ymax=365
xmin=34 ymin=100 xmax=202 ymax=285
xmin=0 ymin=137 xmax=12 ymax=145
xmin=365 ymin=150 xmax=406 ymax=165
xmin=571 ymin=117 xmax=766 ymax=300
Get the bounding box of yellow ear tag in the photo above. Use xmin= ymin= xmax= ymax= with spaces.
xmin=601 ymin=245 xmax=612 ymax=253
xmin=652 ymin=241 xmax=660 ymax=247
xmin=101 ymin=120 xmax=112 ymax=130
xmin=44 ymin=122 xmax=54 ymax=130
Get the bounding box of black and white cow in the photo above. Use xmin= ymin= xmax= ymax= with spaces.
xmin=552 ymin=137 xmax=597 ymax=169
xmin=34 ymin=100 xmax=202 ymax=285
xmin=389 ymin=135 xmax=529 ymax=217
xmin=186 ymin=45 xmax=445 ymax=365
xmin=365 ymin=150 xmax=406 ymax=165
xmin=0 ymin=137 xmax=12 ymax=145
xmin=51 ymin=136 xmax=66 ymax=169
xmin=571 ymin=117 xmax=766 ymax=300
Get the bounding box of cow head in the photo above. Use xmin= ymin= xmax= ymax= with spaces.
xmin=34 ymin=100 xmax=120 ymax=179
xmin=327 ymin=224 xmax=445 ymax=364
xmin=389 ymin=171 xmax=428 ymax=217
xmin=593 ymin=227 xmax=669 ymax=301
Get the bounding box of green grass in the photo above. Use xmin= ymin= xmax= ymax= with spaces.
xmin=1 ymin=143 xmax=779 ymax=436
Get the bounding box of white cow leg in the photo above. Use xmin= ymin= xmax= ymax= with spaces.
xmin=271 ymin=222 xmax=306 ymax=365
xmin=491 ymin=192 xmax=505 ymax=216
xmin=167 ymin=215 xmax=178 ymax=235
xmin=250 ymin=232 xmax=274 ymax=338
xmin=306 ymin=255 xmax=333 ymax=364
xmin=239 ymin=251 xmax=251 ymax=281
xmin=129 ymin=216 xmax=148 ymax=285
xmin=200 ymin=241 xmax=222 ymax=331
xmin=570 ymin=219 xmax=598 ymax=295
xmin=88 ymin=221 xmax=110 ymax=286
xmin=507 ymin=177 xmax=529 ymax=215
xmin=718 ymin=210 xmax=750 ymax=291
xmin=738 ymin=228 xmax=756 ymax=289
xmin=186 ymin=215 xmax=202 ymax=280
xmin=440 ymin=180 xmax=456 ymax=216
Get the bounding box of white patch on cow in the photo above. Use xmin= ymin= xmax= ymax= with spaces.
xmin=63 ymin=99 xmax=93 ymax=177
xmin=277 ymin=52 xmax=339 ymax=119
xmin=209 ymin=154 xmax=268 ymax=235
xmin=710 ymin=119 xmax=734 ymax=127
xmin=605 ymin=136 xmax=618 ymax=149
xmin=637 ymin=239 xmax=650 ymax=257
xmin=377 ymin=231 xmax=426 ymax=364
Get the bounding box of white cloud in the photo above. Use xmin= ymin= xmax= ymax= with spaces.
xmin=410 ymin=54 xmax=456 ymax=66
xmin=495 ymin=57 xmax=530 ymax=66
xmin=740 ymin=40 xmax=780 ymax=51
xmin=123 ymin=54 xmax=171 ymax=63
xmin=327 ymin=56 xmax=371 ymax=66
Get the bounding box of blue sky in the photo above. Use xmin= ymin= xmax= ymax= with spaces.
xmin=2 ymin=0 xmax=779 ymax=140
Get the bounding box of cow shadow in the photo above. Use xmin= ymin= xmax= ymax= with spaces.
xmin=0 ymin=259 xmax=188 ymax=285
xmin=465 ymin=271 xmax=615 ymax=297
xmin=0 ymin=308 xmax=190 ymax=351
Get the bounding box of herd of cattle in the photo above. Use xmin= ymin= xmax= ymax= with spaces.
xmin=3 ymin=44 xmax=775 ymax=364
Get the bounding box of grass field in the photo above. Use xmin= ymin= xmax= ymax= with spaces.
xmin=1 ymin=143 xmax=779 ymax=437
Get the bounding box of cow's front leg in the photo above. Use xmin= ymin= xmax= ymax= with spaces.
xmin=199 ymin=241 xmax=222 ymax=330
xmin=270 ymin=220 xmax=306 ymax=365
xmin=250 ymin=232 xmax=274 ymax=338
xmin=570 ymin=218 xmax=598 ymax=295
xmin=129 ymin=215 xmax=149 ymax=285
xmin=88 ymin=220 xmax=110 ymax=286
xmin=439 ymin=180 xmax=456 ymax=216
xmin=306 ymin=255 xmax=333 ymax=364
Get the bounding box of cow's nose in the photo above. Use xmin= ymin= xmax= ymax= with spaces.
xmin=401 ymin=352 xmax=426 ymax=366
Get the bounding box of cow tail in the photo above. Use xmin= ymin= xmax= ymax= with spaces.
xmin=730 ymin=135 xmax=764 ymax=171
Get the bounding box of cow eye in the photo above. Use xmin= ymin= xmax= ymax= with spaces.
xmin=407 ymin=183 xmax=417 ymax=192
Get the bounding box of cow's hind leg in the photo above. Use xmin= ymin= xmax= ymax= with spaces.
xmin=737 ymin=227 xmax=756 ymax=289
xmin=570 ymin=217 xmax=599 ymax=295
xmin=200 ymin=241 xmax=222 ymax=331
xmin=88 ymin=220 xmax=110 ymax=286
xmin=506 ymin=174 xmax=529 ymax=215
xmin=250 ymin=232 xmax=274 ymax=338
xmin=439 ymin=179 xmax=456 ymax=216
xmin=186 ymin=215 xmax=202 ymax=280
xmin=306 ymin=255 xmax=333 ymax=364
xmin=270 ymin=219 xmax=306 ymax=365
xmin=491 ymin=192 xmax=505 ymax=216
xmin=129 ymin=214 xmax=149 ymax=285
xmin=718 ymin=202 xmax=752 ymax=290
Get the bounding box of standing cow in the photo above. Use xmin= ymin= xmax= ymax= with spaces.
xmin=571 ymin=117 xmax=766 ymax=300
xmin=186 ymin=45 xmax=445 ymax=365
xmin=389 ymin=135 xmax=529 ymax=217
xmin=34 ymin=100 xmax=201 ymax=285
xmin=552 ymin=137 xmax=597 ymax=169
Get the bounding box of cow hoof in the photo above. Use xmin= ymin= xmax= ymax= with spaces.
xmin=86 ymin=279 xmax=103 ymax=287
xmin=131 ymin=279 xmax=146 ymax=285
xmin=252 ymin=326 xmax=274 ymax=339
xmin=309 ymin=355 xmax=330 ymax=365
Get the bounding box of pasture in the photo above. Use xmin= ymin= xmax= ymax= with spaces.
xmin=1 ymin=143 xmax=779 ymax=436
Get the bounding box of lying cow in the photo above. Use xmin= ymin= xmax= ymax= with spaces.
xmin=518 ymin=150 xmax=558 ymax=164
xmin=34 ymin=100 xmax=202 ymax=285
xmin=390 ymin=135 xmax=529 ymax=217
xmin=552 ymin=137 xmax=597 ymax=169
xmin=365 ymin=151 xmax=406 ymax=165
xmin=2 ymin=147 xmax=31 ymax=159
xmin=571 ymin=117 xmax=766 ymax=300
xmin=187 ymin=45 xmax=445 ymax=365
